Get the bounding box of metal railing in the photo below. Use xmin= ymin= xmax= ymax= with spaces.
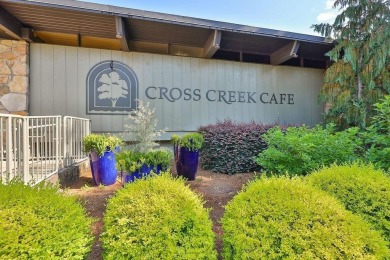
xmin=62 ymin=116 xmax=91 ymax=167
xmin=0 ymin=114 xmax=91 ymax=185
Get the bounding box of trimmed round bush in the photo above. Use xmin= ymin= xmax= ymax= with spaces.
xmin=307 ymin=163 xmax=390 ymax=244
xmin=101 ymin=173 xmax=217 ymax=259
xmin=222 ymin=176 xmax=389 ymax=259
xmin=0 ymin=180 xmax=93 ymax=259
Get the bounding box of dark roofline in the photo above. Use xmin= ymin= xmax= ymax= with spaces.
xmin=0 ymin=0 xmax=332 ymax=45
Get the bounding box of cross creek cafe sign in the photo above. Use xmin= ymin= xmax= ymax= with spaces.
xmin=87 ymin=60 xmax=295 ymax=115
xmin=145 ymin=86 xmax=295 ymax=105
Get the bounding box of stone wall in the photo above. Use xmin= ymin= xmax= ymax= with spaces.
xmin=46 ymin=160 xmax=91 ymax=188
xmin=0 ymin=40 xmax=29 ymax=115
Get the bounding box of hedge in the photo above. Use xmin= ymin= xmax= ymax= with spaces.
xmin=101 ymin=173 xmax=217 ymax=259
xmin=306 ymin=163 xmax=390 ymax=244
xmin=254 ymin=124 xmax=361 ymax=175
xmin=0 ymin=180 xmax=93 ymax=259
xmin=222 ymin=176 xmax=389 ymax=259
xmin=198 ymin=120 xmax=277 ymax=174
xmin=361 ymin=95 xmax=390 ymax=172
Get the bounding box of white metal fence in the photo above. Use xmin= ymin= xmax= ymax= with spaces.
xmin=62 ymin=116 xmax=91 ymax=167
xmin=0 ymin=114 xmax=91 ymax=185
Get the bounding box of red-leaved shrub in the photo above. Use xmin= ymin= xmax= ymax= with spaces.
xmin=198 ymin=120 xmax=278 ymax=174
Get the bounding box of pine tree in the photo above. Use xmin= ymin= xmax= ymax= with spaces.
xmin=312 ymin=0 xmax=390 ymax=129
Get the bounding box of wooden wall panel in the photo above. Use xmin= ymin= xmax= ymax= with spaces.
xmin=30 ymin=43 xmax=325 ymax=137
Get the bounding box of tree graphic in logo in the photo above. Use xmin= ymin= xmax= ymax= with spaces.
xmin=97 ymin=71 xmax=129 ymax=107
xmin=87 ymin=60 xmax=138 ymax=114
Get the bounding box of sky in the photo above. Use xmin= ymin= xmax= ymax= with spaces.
xmin=82 ymin=0 xmax=339 ymax=36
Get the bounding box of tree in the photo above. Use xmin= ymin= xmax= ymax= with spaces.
xmin=97 ymin=71 xmax=129 ymax=107
xmin=312 ymin=0 xmax=390 ymax=129
xmin=124 ymin=100 xmax=167 ymax=153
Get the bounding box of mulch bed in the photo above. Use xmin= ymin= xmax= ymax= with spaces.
xmin=67 ymin=168 xmax=254 ymax=259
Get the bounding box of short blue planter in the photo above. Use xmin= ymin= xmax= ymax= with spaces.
xmin=150 ymin=164 xmax=162 ymax=174
xmin=89 ymin=150 xmax=118 ymax=186
xmin=121 ymin=163 xmax=153 ymax=184
xmin=121 ymin=171 xmax=139 ymax=183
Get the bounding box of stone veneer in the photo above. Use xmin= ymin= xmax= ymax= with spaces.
xmin=0 ymin=39 xmax=29 ymax=115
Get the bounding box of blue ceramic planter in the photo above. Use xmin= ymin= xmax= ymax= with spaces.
xmin=89 ymin=150 xmax=118 ymax=186
xmin=121 ymin=163 xmax=153 ymax=184
xmin=121 ymin=171 xmax=139 ymax=183
xmin=89 ymin=151 xmax=100 ymax=185
xmin=150 ymin=164 xmax=162 ymax=174
xmin=175 ymin=147 xmax=199 ymax=181
xmin=121 ymin=163 xmax=164 ymax=184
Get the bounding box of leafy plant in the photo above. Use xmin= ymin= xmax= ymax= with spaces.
xmin=312 ymin=0 xmax=390 ymax=129
xmin=361 ymin=95 xmax=390 ymax=172
xmin=254 ymin=124 xmax=362 ymax=175
xmin=149 ymin=148 xmax=173 ymax=170
xmin=82 ymin=134 xmax=122 ymax=156
xmin=116 ymin=149 xmax=172 ymax=173
xmin=306 ymin=163 xmax=390 ymax=244
xmin=116 ymin=150 xmax=146 ymax=173
xmin=101 ymin=173 xmax=217 ymax=259
xmin=124 ymin=100 xmax=167 ymax=153
xmin=0 ymin=179 xmax=93 ymax=259
xmin=198 ymin=120 xmax=278 ymax=174
xmin=171 ymin=132 xmax=204 ymax=151
xmin=369 ymin=95 xmax=390 ymax=133
xmin=222 ymin=176 xmax=389 ymax=259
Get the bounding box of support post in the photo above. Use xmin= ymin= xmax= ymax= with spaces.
xmin=115 ymin=16 xmax=130 ymax=52
xmin=270 ymin=41 xmax=300 ymax=65
xmin=203 ymin=30 xmax=221 ymax=58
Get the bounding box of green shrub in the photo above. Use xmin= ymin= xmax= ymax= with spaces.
xmin=222 ymin=176 xmax=389 ymax=259
xmin=198 ymin=120 xmax=277 ymax=174
xmin=116 ymin=149 xmax=172 ymax=172
xmin=361 ymin=95 xmax=390 ymax=172
xmin=306 ymin=163 xmax=390 ymax=244
xmin=82 ymin=133 xmax=122 ymax=156
xmin=101 ymin=173 xmax=216 ymax=259
xmin=116 ymin=149 xmax=147 ymax=172
xmin=171 ymin=132 xmax=204 ymax=151
xmin=0 ymin=180 xmax=93 ymax=259
xmin=254 ymin=124 xmax=361 ymax=175
xmin=149 ymin=148 xmax=173 ymax=170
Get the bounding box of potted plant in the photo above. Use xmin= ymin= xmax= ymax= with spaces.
xmin=117 ymin=149 xmax=173 ymax=184
xmin=171 ymin=133 xmax=204 ymax=180
xmin=82 ymin=134 xmax=122 ymax=186
xmin=116 ymin=150 xmax=149 ymax=184
xmin=149 ymin=148 xmax=173 ymax=174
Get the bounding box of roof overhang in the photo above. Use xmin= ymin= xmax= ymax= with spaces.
xmin=0 ymin=0 xmax=334 ymax=68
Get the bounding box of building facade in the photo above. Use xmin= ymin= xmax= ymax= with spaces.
xmin=0 ymin=0 xmax=333 ymax=137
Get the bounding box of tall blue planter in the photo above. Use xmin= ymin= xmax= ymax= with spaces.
xmin=175 ymin=147 xmax=199 ymax=181
xmin=89 ymin=151 xmax=100 ymax=185
xmin=89 ymin=150 xmax=118 ymax=186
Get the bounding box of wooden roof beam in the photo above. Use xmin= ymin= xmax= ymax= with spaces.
xmin=21 ymin=28 xmax=42 ymax=43
xmin=115 ymin=16 xmax=130 ymax=52
xmin=270 ymin=41 xmax=300 ymax=65
xmin=0 ymin=6 xmax=23 ymax=40
xmin=203 ymin=30 xmax=221 ymax=58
